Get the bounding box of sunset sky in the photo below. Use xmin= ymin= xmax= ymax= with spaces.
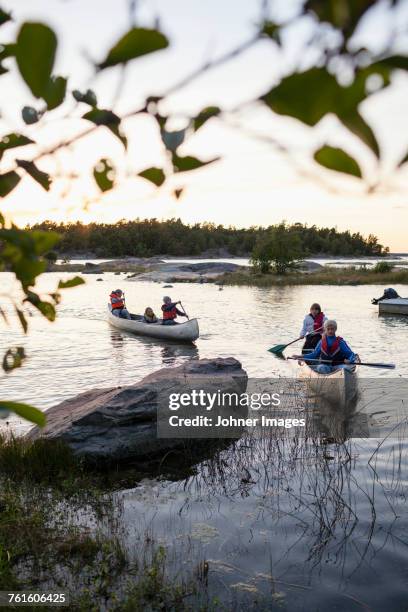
xmin=1 ymin=0 xmax=408 ymax=250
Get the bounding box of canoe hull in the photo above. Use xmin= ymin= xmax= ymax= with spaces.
xmin=299 ymin=364 xmax=358 ymax=407
xmin=107 ymin=307 xmax=199 ymax=342
xmin=378 ymin=298 xmax=408 ymax=316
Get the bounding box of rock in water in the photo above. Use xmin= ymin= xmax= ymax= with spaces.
xmin=26 ymin=358 xmax=247 ymax=464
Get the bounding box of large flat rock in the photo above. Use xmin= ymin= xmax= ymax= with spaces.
xmin=26 ymin=358 xmax=247 ymax=463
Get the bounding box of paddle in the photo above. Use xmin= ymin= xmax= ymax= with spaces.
xmin=179 ymin=301 xmax=190 ymax=320
xmin=268 ymin=327 xmax=323 ymax=355
xmin=286 ymin=357 xmax=396 ymax=369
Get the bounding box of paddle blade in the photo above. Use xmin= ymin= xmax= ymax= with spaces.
xmin=268 ymin=344 xmax=287 ymax=355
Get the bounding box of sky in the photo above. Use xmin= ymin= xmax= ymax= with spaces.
xmin=0 ymin=0 xmax=408 ymax=250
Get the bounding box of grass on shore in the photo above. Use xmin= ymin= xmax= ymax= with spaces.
xmin=0 ymin=434 xmax=201 ymax=609
xmin=220 ymin=267 xmax=408 ymax=287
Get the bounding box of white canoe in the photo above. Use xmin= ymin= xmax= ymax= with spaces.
xmin=107 ymin=306 xmax=199 ymax=342
xmin=298 ymin=363 xmax=358 ymax=407
xmin=378 ymin=298 xmax=408 ymax=316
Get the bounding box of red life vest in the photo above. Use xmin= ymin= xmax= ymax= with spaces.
xmin=110 ymin=291 xmax=125 ymax=310
xmin=162 ymin=304 xmax=177 ymax=320
xmin=321 ymin=335 xmax=343 ymax=357
xmin=313 ymin=311 xmax=325 ymax=331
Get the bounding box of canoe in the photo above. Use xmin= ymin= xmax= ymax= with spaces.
xmin=378 ymin=298 xmax=408 ymax=316
xmin=107 ymin=305 xmax=199 ymax=342
xmin=298 ymin=363 xmax=358 ymax=407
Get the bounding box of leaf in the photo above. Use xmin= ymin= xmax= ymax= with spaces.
xmin=22 ymin=106 xmax=40 ymax=124
xmin=138 ymin=167 xmax=165 ymax=187
xmin=305 ymin=0 xmax=376 ymax=39
xmin=262 ymin=68 xmax=340 ymax=126
xmin=0 ymin=133 xmax=34 ymax=161
xmin=0 ymin=401 xmax=46 ymax=427
xmin=314 ymin=145 xmax=362 ymax=178
xmin=24 ymin=292 xmax=56 ymax=321
xmin=83 ymin=108 xmax=127 ymax=148
xmin=172 ymin=154 xmax=219 ymax=173
xmin=0 ymin=42 xmax=15 ymax=60
xmin=0 ymin=7 xmax=11 ymax=27
xmin=43 ymin=75 xmax=67 ymax=110
xmin=93 ymin=158 xmax=115 ymax=192
xmin=16 ymin=22 xmax=57 ymax=98
xmin=193 ymin=106 xmax=221 ymax=131
xmin=98 ymin=28 xmax=169 ymax=69
xmin=376 ymin=55 xmax=408 ymax=71
xmin=261 ymin=67 xmax=381 ymax=157
xmin=15 ymin=308 xmax=28 ymax=333
xmin=16 ymin=159 xmax=51 ymax=191
xmin=0 ymin=171 xmax=21 ymax=197
xmin=340 ymin=111 xmax=379 ymax=158
xmin=2 ymin=347 xmax=25 ymax=372
xmin=58 ymin=276 xmax=85 ymax=289
xmin=73 ymin=88 xmax=97 ymax=106
xmin=161 ymin=128 xmax=185 ymax=152
xmin=260 ymin=21 xmax=281 ymax=44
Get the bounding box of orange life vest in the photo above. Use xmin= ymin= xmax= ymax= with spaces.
xmin=162 ymin=304 xmax=177 ymax=320
xmin=110 ymin=291 xmax=125 ymax=310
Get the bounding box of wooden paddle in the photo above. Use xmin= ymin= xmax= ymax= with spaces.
xmin=179 ymin=301 xmax=190 ymax=320
xmin=268 ymin=327 xmax=323 ymax=355
xmin=287 ymin=357 xmax=396 ymax=369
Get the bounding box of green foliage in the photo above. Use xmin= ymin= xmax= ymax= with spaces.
xmin=305 ymin=0 xmax=377 ymax=38
xmin=251 ymin=223 xmax=303 ymax=274
xmin=29 ymin=219 xmax=388 ymax=259
xmin=193 ymin=106 xmax=221 ymax=130
xmin=58 ymin=276 xmax=85 ymax=289
xmin=0 ymin=7 xmax=12 ymax=27
xmin=93 ymin=159 xmax=115 ymax=192
xmin=261 ymin=67 xmax=381 ymax=157
xmin=0 ymin=171 xmax=20 ymax=196
xmin=138 ymin=167 xmax=166 ymax=187
xmin=0 ymin=133 xmax=34 ymax=161
xmin=43 ymin=75 xmax=67 ymax=110
xmin=2 ymin=347 xmax=25 ymax=372
xmin=16 ymin=159 xmax=51 ymax=191
xmin=314 ymin=145 xmax=362 ymax=178
xmin=373 ymin=261 xmax=393 ymax=273
xmin=16 ymin=23 xmax=57 ymax=98
xmin=0 ymin=402 xmax=46 ymax=427
xmin=73 ymin=88 xmax=97 ymax=106
xmin=83 ymin=108 xmax=127 ymax=148
xmin=172 ymin=154 xmax=219 ymax=172
xmin=98 ymin=28 xmax=169 ymax=69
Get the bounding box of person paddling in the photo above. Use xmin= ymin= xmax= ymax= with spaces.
xmin=161 ymin=296 xmax=187 ymax=325
xmin=299 ymin=303 xmax=327 ymax=352
xmin=294 ymin=319 xmax=358 ymax=373
xmin=109 ymin=289 xmax=131 ymax=320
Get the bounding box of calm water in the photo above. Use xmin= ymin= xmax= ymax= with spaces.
xmin=1 ymin=271 xmax=408 ymax=609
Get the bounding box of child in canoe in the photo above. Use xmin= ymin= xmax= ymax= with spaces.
xmin=161 ymin=296 xmax=188 ymax=325
xmin=300 ymin=303 xmax=327 ymax=352
xmin=294 ymin=319 xmax=358 ymax=373
xmin=144 ymin=307 xmax=158 ymax=323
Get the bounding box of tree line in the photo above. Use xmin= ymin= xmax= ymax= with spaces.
xmin=28 ymin=219 xmax=389 ymax=258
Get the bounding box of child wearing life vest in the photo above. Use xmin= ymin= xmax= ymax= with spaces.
xmin=161 ymin=296 xmax=187 ymax=325
xmin=110 ymin=289 xmax=131 ymax=319
xmin=144 ymin=307 xmax=158 ymax=323
xmin=300 ymin=303 xmax=327 ymax=352
xmin=295 ymin=319 xmax=357 ymax=374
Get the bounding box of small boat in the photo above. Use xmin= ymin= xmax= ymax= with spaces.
xmin=298 ymin=363 xmax=358 ymax=407
xmin=107 ymin=305 xmax=199 ymax=342
xmin=378 ymin=298 xmax=408 ymax=316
